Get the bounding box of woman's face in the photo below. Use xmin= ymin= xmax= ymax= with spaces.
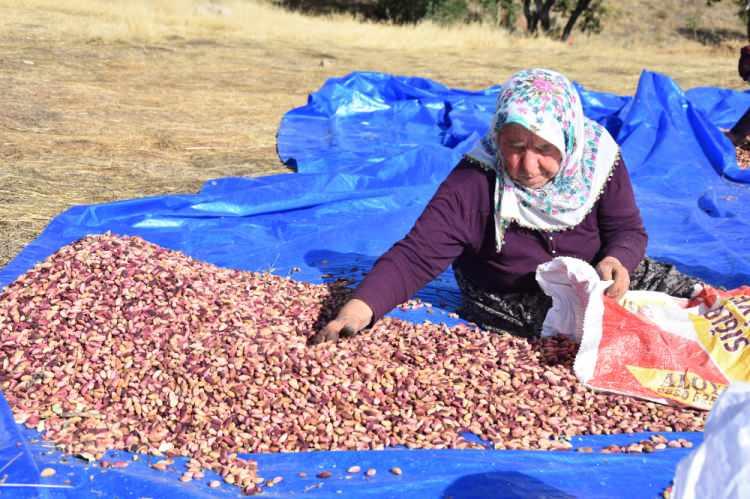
xmin=496 ymin=124 xmax=562 ymax=189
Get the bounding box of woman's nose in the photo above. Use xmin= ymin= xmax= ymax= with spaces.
xmin=521 ymin=151 xmax=539 ymax=175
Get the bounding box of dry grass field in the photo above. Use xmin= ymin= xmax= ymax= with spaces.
xmin=0 ymin=0 xmax=747 ymax=268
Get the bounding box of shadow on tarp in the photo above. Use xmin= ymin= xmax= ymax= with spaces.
xmin=304 ymin=249 xmax=463 ymax=312
xmin=243 ymin=432 xmax=702 ymax=498
xmin=442 ymin=471 xmax=575 ymax=499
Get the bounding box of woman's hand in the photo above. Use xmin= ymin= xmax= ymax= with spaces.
xmin=596 ymin=256 xmax=630 ymax=300
xmin=308 ymin=299 xmax=373 ymax=345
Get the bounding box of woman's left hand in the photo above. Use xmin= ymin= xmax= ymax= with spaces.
xmin=596 ymin=256 xmax=630 ymax=300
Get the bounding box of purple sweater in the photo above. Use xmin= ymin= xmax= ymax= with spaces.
xmin=353 ymin=156 xmax=648 ymax=322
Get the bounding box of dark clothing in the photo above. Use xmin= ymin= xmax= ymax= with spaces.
xmin=731 ymin=45 xmax=750 ymax=142
xmin=739 ymin=45 xmax=750 ymax=82
xmin=352 ymin=155 xmax=648 ymax=323
xmin=455 ymin=257 xmax=703 ymax=338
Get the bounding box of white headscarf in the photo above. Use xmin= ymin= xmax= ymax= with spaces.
xmin=466 ymin=68 xmax=619 ymax=252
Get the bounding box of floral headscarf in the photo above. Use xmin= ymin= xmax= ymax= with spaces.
xmin=466 ymin=68 xmax=619 ymax=252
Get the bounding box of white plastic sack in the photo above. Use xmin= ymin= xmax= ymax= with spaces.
xmin=534 ymin=256 xmax=610 ymax=343
xmin=672 ymin=382 xmax=750 ymax=499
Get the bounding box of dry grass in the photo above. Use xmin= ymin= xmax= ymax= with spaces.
xmin=0 ymin=0 xmax=747 ymax=268
xmin=605 ymin=0 xmax=745 ymax=46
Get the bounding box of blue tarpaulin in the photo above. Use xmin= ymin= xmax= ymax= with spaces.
xmin=1 ymin=70 xmax=749 ymax=497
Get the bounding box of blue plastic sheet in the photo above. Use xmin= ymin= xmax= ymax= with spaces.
xmin=2 ymin=70 xmax=749 ymax=497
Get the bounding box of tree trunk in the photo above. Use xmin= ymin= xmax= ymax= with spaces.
xmin=535 ymin=0 xmax=544 ymax=19
xmin=539 ymin=0 xmax=556 ymax=32
xmin=523 ymin=0 xmax=539 ymax=33
xmin=561 ymin=0 xmax=592 ymax=41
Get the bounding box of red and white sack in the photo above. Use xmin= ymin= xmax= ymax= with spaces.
xmin=536 ymin=257 xmax=750 ymax=410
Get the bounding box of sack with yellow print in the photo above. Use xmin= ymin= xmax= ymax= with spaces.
xmin=537 ymin=257 xmax=750 ymax=410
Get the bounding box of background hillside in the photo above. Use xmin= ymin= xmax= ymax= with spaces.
xmin=271 ymin=0 xmax=747 ymax=45
xmin=0 ymin=0 xmax=747 ymax=267
xmin=592 ymin=0 xmax=744 ymax=45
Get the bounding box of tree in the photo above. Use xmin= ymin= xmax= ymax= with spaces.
xmin=519 ymin=0 xmax=605 ymax=41
xmin=522 ymin=0 xmax=555 ymax=33
xmin=497 ymin=0 xmax=520 ymax=30
xmin=273 ymin=1 xmax=605 ymax=40
xmin=373 ymin=0 xmax=433 ymax=24
xmin=560 ymin=0 xmax=606 ymax=41
xmin=488 ymin=0 xmax=605 ymax=40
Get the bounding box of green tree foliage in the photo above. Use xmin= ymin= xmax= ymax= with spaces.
xmin=553 ymin=0 xmax=606 ymax=41
xmin=375 ymin=0 xmax=604 ymax=40
xmin=273 ymin=1 xmax=604 ymax=40
xmin=497 ymin=0 xmax=521 ymax=30
xmin=373 ymin=0 xmax=432 ymax=24
xmin=515 ymin=0 xmax=605 ymax=40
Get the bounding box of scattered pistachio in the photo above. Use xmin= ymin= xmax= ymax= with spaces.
xmin=151 ymin=461 xmax=169 ymax=472
xmin=0 ymin=234 xmax=707 ymax=495
xmin=40 ymin=467 xmax=56 ymax=478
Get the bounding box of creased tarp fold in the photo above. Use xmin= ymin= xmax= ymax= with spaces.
xmin=1 ymin=70 xmax=748 ymax=497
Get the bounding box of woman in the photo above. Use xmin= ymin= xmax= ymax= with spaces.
xmin=311 ymin=69 xmax=700 ymax=344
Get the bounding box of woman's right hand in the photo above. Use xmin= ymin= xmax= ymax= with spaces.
xmin=308 ymin=298 xmax=373 ymax=345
